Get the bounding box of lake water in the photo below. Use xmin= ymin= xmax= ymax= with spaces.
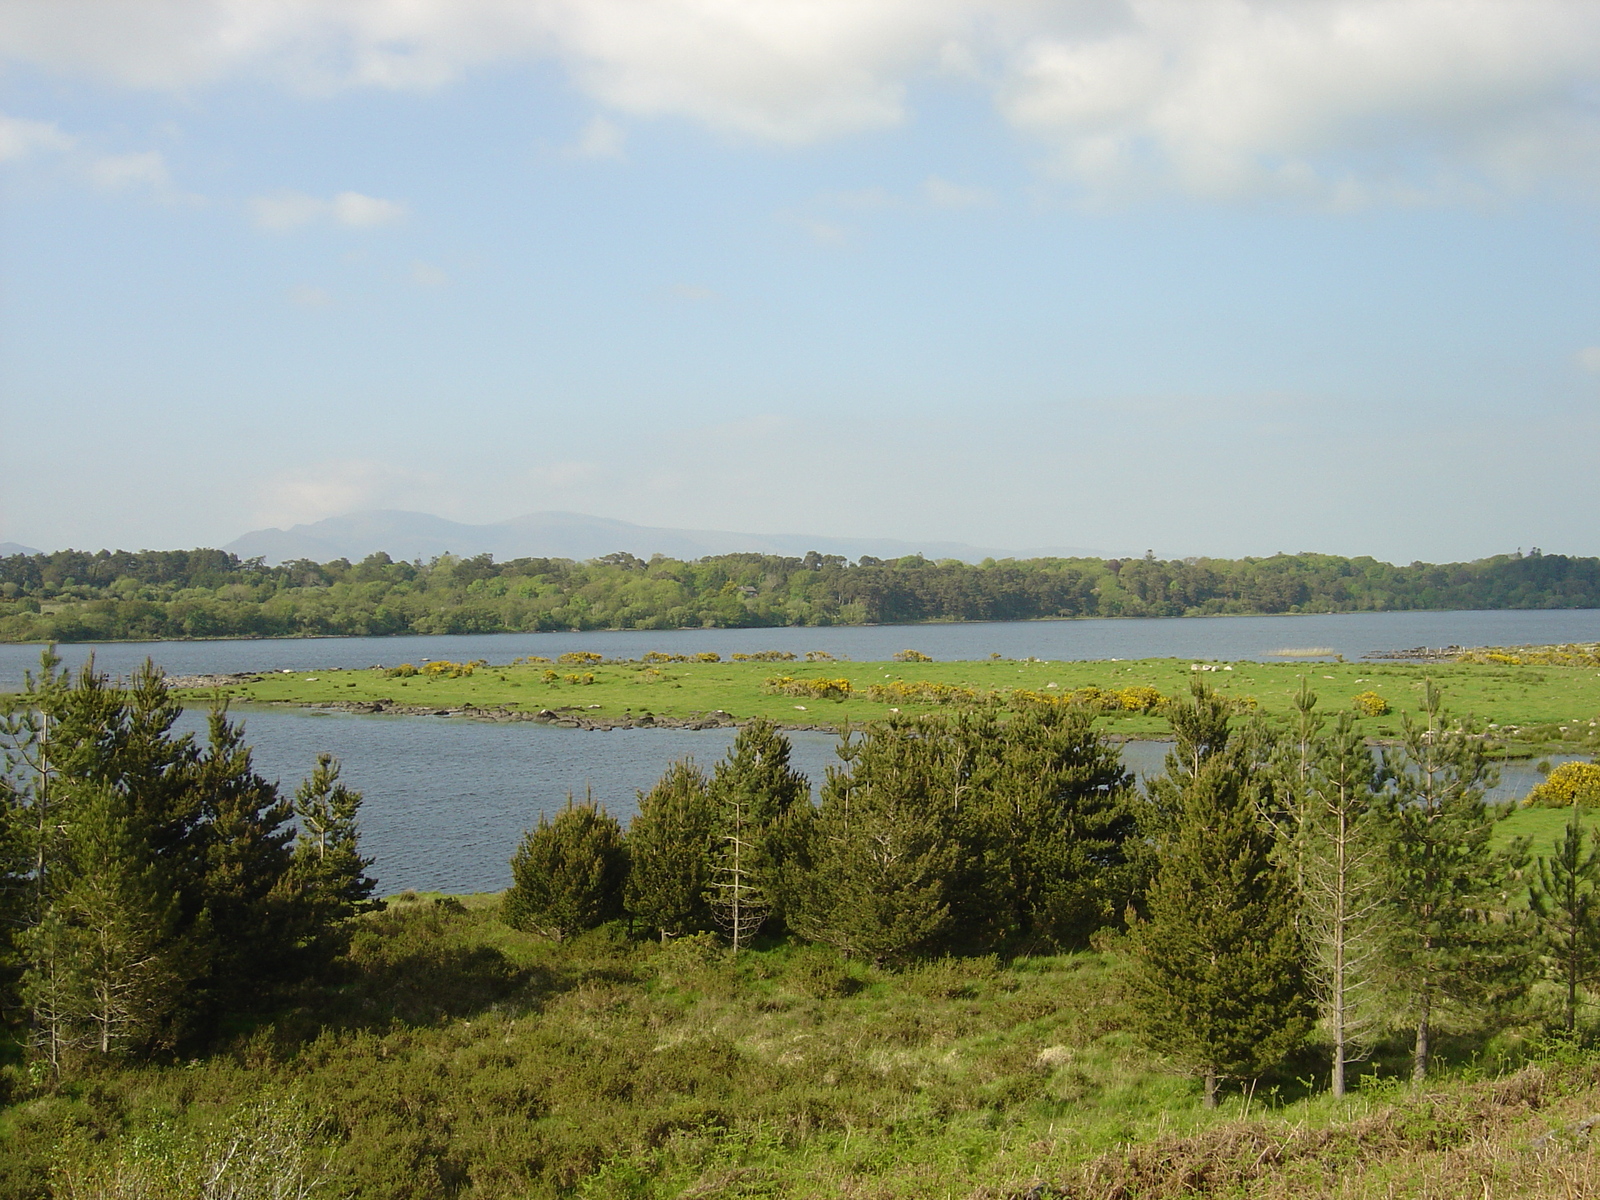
xmin=171 ymin=706 xmax=1570 ymax=896
xmin=7 ymin=607 xmax=1600 ymax=690
xmin=8 ymin=610 xmax=1593 ymax=894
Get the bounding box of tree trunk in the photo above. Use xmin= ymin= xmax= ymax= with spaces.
xmin=1203 ymin=1070 xmax=1218 ymax=1109
xmin=1412 ymin=993 xmax=1430 ymax=1084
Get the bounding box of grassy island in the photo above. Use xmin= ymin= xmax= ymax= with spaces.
xmin=166 ymin=650 xmax=1600 ymax=754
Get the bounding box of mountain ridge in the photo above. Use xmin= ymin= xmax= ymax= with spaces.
xmin=223 ymin=509 xmax=1102 ymax=566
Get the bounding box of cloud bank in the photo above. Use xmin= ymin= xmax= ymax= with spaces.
xmin=3 ymin=1 xmax=1599 ymax=204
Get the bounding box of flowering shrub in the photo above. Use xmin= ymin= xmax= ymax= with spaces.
xmin=558 ymin=651 xmax=604 ymax=666
xmin=1459 ymin=644 xmax=1600 ymax=667
xmin=1352 ymin=690 xmax=1390 ymax=717
xmin=385 ymin=663 xmax=419 ymax=678
xmin=804 ymin=651 xmax=835 ymax=662
xmin=542 ymin=669 xmax=559 ymax=684
xmin=1011 ymin=685 xmax=1168 ymax=714
xmin=564 ymin=673 xmax=596 ymax=685
xmin=866 ymin=680 xmax=989 ymax=706
xmin=765 ymin=675 xmax=852 ymax=700
xmin=641 ymin=651 xmax=685 ymax=663
xmin=693 ymin=652 xmax=722 ymax=663
xmin=731 ymin=651 xmax=797 ymax=662
xmin=1523 ymin=761 xmax=1600 ymax=808
xmin=422 ymin=660 xmax=480 ymax=678
xmin=515 ymin=655 xmax=550 ymax=664
xmin=893 ymin=649 xmax=933 ymax=662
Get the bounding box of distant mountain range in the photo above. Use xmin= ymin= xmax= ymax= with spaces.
xmin=0 ymin=543 xmax=40 ymax=557
xmin=222 ymin=510 xmax=1100 ymax=566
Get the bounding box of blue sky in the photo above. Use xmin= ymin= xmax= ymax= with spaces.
xmin=3 ymin=1 xmax=1599 ymax=563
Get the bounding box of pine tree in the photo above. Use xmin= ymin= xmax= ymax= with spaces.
xmin=1127 ymin=753 xmax=1312 ymax=1108
xmin=707 ymin=719 xmax=811 ymax=938
xmin=971 ymin=705 xmax=1139 ymax=949
xmin=289 ymin=753 xmax=378 ymax=955
xmin=791 ymin=720 xmax=957 ymax=964
xmin=1 ymin=649 xmax=378 ymax=1069
xmin=1381 ymin=680 xmax=1529 ymax=1082
xmin=1528 ymin=800 xmax=1600 ymax=1034
xmin=189 ymin=706 xmax=300 ymax=1016
xmin=20 ymin=782 xmax=182 ymax=1065
xmin=625 ymin=759 xmax=716 ymax=941
xmin=1300 ymin=712 xmax=1391 ymax=1097
xmin=504 ymin=796 xmax=628 ymax=941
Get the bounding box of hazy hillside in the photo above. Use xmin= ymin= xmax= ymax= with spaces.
xmin=222 ymin=509 xmax=1095 ymax=565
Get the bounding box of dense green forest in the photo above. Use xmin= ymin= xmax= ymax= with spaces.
xmin=5 ymin=657 xmax=1600 ymax=1196
xmin=1 ymin=545 xmax=1597 ymax=641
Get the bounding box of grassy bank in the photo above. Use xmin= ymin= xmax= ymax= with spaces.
xmin=155 ymin=655 xmax=1600 ymax=753
xmin=5 ymin=894 xmax=1590 ymax=1200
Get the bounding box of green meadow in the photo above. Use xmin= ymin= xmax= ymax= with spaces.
xmin=173 ymin=654 xmax=1600 ymax=752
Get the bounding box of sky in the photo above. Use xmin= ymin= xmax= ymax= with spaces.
xmin=2 ymin=0 xmax=1599 ymax=564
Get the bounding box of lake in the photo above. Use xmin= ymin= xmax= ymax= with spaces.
xmin=6 ymin=607 xmax=1600 ymax=691
xmin=8 ymin=609 xmax=1593 ymax=894
xmin=172 ymin=705 xmax=1572 ymax=896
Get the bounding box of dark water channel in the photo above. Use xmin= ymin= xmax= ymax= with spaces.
xmin=170 ymin=707 xmax=1573 ymax=895
xmin=8 ymin=609 xmax=1596 ymax=893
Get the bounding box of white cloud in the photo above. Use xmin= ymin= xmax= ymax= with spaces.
xmin=788 ymin=215 xmax=851 ymax=246
xmin=410 ymin=261 xmax=448 ymax=287
xmin=250 ymin=189 xmax=406 ymax=231
xmin=923 ymin=175 xmax=995 ymax=208
xmin=1579 ymin=346 xmax=1600 ymax=373
xmin=6 ymin=2 xmax=1600 ymax=201
xmin=331 ymin=190 xmax=406 ymax=227
xmin=255 ymin=459 xmax=433 ymax=527
xmin=288 ymin=284 xmax=332 ymax=307
xmin=0 ymin=112 xmax=74 ymax=161
xmin=87 ymin=149 xmax=170 ymax=190
xmin=569 ymin=114 xmax=625 ymax=159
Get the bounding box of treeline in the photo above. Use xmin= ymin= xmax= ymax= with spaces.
xmin=0 ymin=653 xmax=377 ymax=1070
xmin=509 ymin=684 xmax=1586 ymax=1102
xmin=1 ymin=544 xmax=1597 ymax=642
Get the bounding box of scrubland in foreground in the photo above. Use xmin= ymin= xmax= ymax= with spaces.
xmin=4 ymin=895 xmax=1597 ymax=1200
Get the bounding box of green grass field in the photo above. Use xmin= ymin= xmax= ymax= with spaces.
xmin=15 ymin=895 xmax=1600 ymax=1200
xmin=158 ymin=654 xmax=1600 ymax=752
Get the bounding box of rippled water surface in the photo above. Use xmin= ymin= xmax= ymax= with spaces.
xmin=7 ymin=608 xmax=1600 ymax=690
xmin=170 ymin=708 xmax=1565 ymax=895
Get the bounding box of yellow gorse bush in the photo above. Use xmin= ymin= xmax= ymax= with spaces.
xmin=731 ymin=651 xmax=797 ymax=662
xmin=421 ymin=659 xmax=482 ymax=678
xmin=385 ymin=663 xmax=419 ymax=678
xmin=1522 ymin=760 xmax=1600 ymax=808
xmin=765 ymin=675 xmax=853 ymax=700
xmin=1458 ymin=643 xmax=1600 ymax=667
xmin=558 ymin=651 xmax=604 ymax=666
xmin=1011 ymin=685 xmax=1167 ymax=713
xmin=892 ymin=649 xmax=933 ymax=662
xmin=1353 ymin=690 xmax=1390 ymax=717
xmin=866 ymin=680 xmax=991 ymax=706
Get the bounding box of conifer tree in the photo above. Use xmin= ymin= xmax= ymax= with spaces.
xmin=625 ymin=759 xmax=716 ymax=941
xmin=1128 ymin=748 xmax=1311 ymax=1108
xmin=1300 ymin=712 xmax=1391 ymax=1097
xmin=189 ymin=707 xmax=300 ymax=1015
xmin=1380 ymin=680 xmax=1528 ymax=1082
xmin=20 ymin=782 xmax=182 ymax=1065
xmin=289 ymin=754 xmax=378 ymax=964
xmin=971 ymin=705 xmax=1139 ymax=948
xmin=1 ymin=649 xmax=379 ymax=1069
xmin=791 ymin=720 xmax=957 ymax=964
xmin=707 ymin=719 xmax=811 ymax=936
xmin=1528 ymin=800 xmax=1600 ymax=1034
xmin=504 ymin=796 xmax=628 ymax=941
